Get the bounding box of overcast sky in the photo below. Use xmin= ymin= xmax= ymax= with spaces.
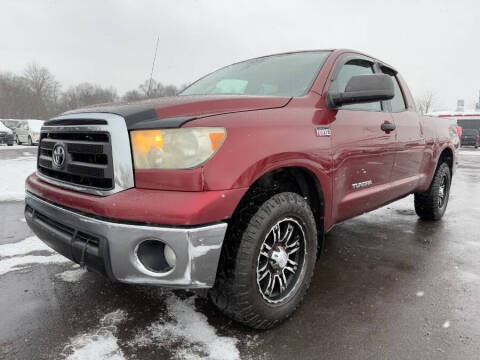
xmin=1 ymin=0 xmax=479 ymax=110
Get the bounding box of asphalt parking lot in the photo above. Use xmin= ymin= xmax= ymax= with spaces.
xmin=0 ymin=146 xmax=479 ymax=360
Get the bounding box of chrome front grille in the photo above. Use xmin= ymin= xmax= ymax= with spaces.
xmin=38 ymin=131 xmax=114 ymax=190
xmin=36 ymin=113 xmax=135 ymax=196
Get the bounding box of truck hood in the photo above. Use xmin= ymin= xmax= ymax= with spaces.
xmin=60 ymin=95 xmax=291 ymax=130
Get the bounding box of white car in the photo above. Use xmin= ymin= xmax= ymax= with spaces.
xmin=15 ymin=119 xmax=43 ymax=145
xmin=0 ymin=121 xmax=15 ymax=146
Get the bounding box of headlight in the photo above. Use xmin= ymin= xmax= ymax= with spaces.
xmin=130 ymin=127 xmax=226 ymax=169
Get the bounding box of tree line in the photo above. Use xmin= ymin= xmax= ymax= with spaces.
xmin=0 ymin=62 xmax=447 ymax=119
xmin=0 ymin=62 xmax=185 ymax=120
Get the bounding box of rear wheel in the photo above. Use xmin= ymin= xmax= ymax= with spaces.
xmin=210 ymin=192 xmax=317 ymax=329
xmin=414 ymin=162 xmax=451 ymax=220
xmin=16 ymin=135 xmax=21 ymax=145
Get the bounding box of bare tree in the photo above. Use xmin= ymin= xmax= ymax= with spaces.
xmin=22 ymin=62 xmax=60 ymax=118
xmin=121 ymin=79 xmax=179 ymax=101
xmin=416 ymin=91 xmax=437 ymax=115
xmin=59 ymin=83 xmax=118 ymax=112
xmin=1 ymin=63 xmax=183 ymax=119
xmin=122 ymin=89 xmax=144 ymax=102
xmin=0 ymin=72 xmax=37 ymax=118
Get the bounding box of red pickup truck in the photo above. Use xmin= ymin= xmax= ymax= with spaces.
xmin=25 ymin=49 xmax=459 ymax=329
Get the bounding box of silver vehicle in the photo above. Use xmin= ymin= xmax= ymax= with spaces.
xmin=15 ymin=119 xmax=43 ymax=145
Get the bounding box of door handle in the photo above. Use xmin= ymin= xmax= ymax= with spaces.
xmin=381 ymin=121 xmax=396 ymax=133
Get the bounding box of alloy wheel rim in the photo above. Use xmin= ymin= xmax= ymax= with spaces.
xmin=256 ymin=217 xmax=307 ymax=304
xmin=438 ymin=175 xmax=448 ymax=208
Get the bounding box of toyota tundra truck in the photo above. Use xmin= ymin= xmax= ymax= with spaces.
xmin=25 ymin=49 xmax=459 ymax=329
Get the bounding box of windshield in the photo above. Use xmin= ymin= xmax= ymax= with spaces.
xmin=0 ymin=122 xmax=12 ymax=133
xmin=181 ymin=51 xmax=331 ymax=97
xmin=1 ymin=120 xmax=19 ymax=129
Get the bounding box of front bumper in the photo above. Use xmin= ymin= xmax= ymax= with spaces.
xmin=461 ymin=140 xmax=477 ymax=146
xmin=25 ymin=192 xmax=228 ymax=288
xmin=0 ymin=133 xmax=14 ymax=145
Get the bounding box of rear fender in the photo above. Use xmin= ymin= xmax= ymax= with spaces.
xmin=417 ymin=143 xmax=456 ymax=193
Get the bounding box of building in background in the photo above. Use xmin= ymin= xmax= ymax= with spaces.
xmin=430 ymin=94 xmax=480 ymax=131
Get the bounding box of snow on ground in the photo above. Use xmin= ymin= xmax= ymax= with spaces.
xmin=0 ymin=156 xmax=36 ymax=201
xmin=0 ymin=145 xmax=37 ymax=151
xmin=62 ymin=310 xmax=127 ymax=360
xmin=0 ymin=235 xmax=51 ymax=257
xmin=132 ymin=294 xmax=240 ymax=360
xmin=460 ymin=149 xmax=480 ymax=156
xmin=0 ymin=236 xmax=241 ymax=358
xmin=56 ymin=265 xmax=87 ymax=282
xmin=58 ymin=284 xmax=241 ymax=359
xmin=0 ymin=236 xmax=71 ymax=276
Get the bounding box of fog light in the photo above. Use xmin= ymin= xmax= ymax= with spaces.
xmin=136 ymin=240 xmax=175 ymax=273
xmin=164 ymin=245 xmax=176 ymax=268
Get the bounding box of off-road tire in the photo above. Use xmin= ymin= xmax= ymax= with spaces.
xmin=414 ymin=162 xmax=451 ymax=220
xmin=209 ymin=192 xmax=317 ymax=329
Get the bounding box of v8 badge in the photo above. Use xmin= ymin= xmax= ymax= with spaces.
xmin=315 ymin=127 xmax=331 ymax=137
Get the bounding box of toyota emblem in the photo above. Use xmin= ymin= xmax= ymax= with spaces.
xmin=52 ymin=144 xmax=66 ymax=168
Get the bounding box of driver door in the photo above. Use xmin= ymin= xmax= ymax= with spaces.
xmin=329 ymin=57 xmax=397 ymax=223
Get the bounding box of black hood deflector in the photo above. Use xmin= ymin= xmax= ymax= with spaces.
xmin=46 ymin=95 xmax=291 ymax=130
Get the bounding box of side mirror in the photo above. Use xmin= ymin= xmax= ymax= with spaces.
xmin=328 ymin=74 xmax=394 ymax=108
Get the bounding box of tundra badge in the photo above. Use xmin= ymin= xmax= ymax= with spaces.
xmin=352 ymin=180 xmax=373 ymax=190
xmin=315 ymin=127 xmax=331 ymax=137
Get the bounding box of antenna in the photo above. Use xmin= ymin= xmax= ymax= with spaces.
xmin=147 ymin=36 xmax=160 ymax=97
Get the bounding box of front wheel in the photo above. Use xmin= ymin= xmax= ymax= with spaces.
xmin=414 ymin=162 xmax=451 ymax=220
xmin=27 ymin=136 xmax=33 ymax=146
xmin=210 ymin=192 xmax=317 ymax=329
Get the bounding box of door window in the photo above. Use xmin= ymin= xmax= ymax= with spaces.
xmin=381 ymin=67 xmax=406 ymax=112
xmin=334 ymin=59 xmax=381 ymax=111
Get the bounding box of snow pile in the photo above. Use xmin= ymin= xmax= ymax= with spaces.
xmin=0 ymin=156 xmax=36 ymax=201
xmin=0 ymin=236 xmax=71 ymax=276
xmin=56 ymin=266 xmax=87 ymax=282
xmin=63 ymin=310 xmax=127 ymax=360
xmin=133 ymin=295 xmax=240 ymax=360
xmin=0 ymin=235 xmax=51 ymax=257
xmin=61 ymin=294 xmax=242 ymax=359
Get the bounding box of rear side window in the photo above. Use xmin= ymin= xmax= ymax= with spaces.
xmin=382 ymin=68 xmax=406 ymax=113
xmin=335 ymin=59 xmax=381 ymax=111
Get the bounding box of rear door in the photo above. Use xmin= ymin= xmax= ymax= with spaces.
xmin=329 ymin=56 xmax=397 ymax=223
xmin=381 ymin=67 xmax=426 ymax=197
xmin=16 ymin=122 xmax=27 ymax=142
